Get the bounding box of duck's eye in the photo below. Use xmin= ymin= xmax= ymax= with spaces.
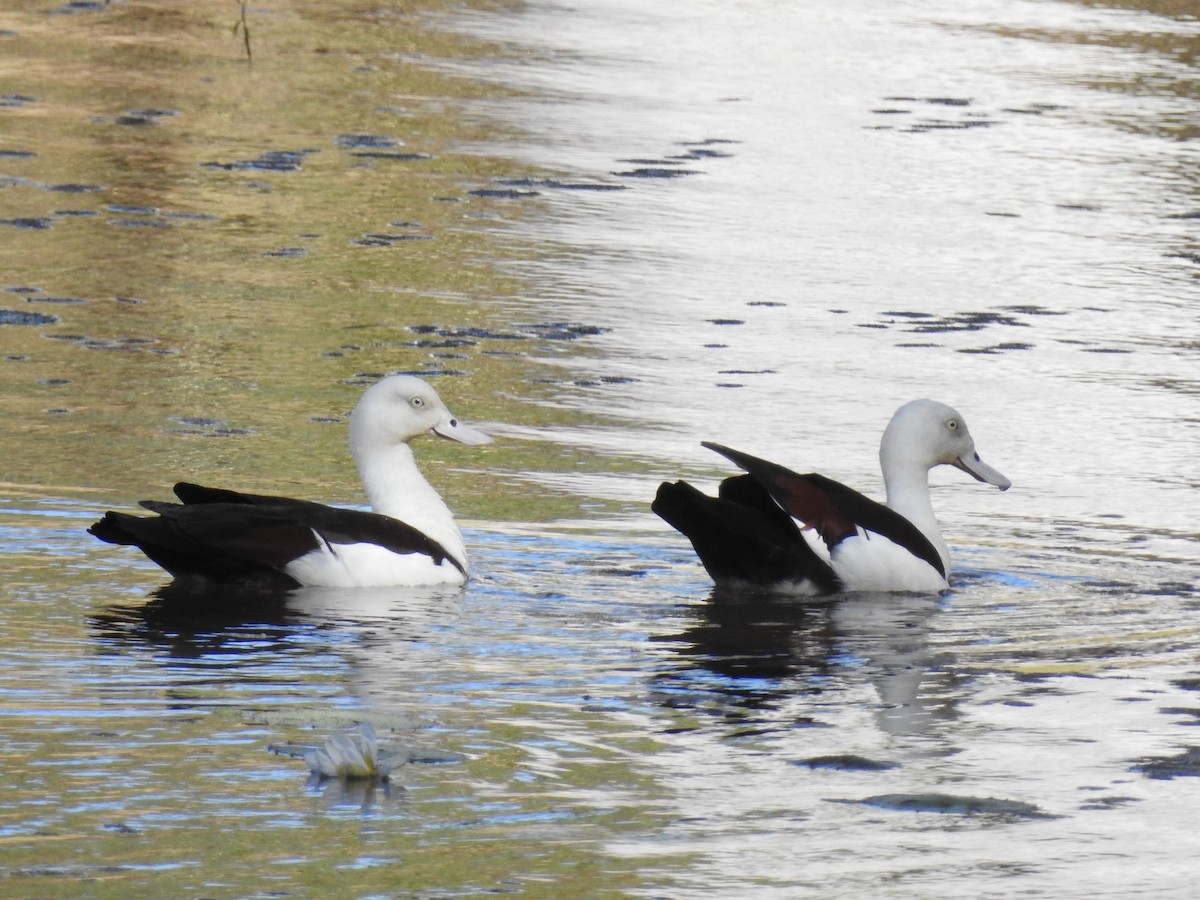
xmin=448 ymin=418 xmax=458 ymax=427
xmin=946 ymin=418 xmax=959 ymax=431
xmin=409 ymin=396 xmax=425 ymax=408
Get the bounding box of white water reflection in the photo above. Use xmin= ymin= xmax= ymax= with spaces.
xmin=445 ymin=0 xmax=1198 ymax=562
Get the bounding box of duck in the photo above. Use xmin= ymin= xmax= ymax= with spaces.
xmin=652 ymin=399 xmax=1010 ymax=594
xmin=89 ymin=375 xmax=492 ymax=589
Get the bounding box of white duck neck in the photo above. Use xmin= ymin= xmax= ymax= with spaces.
xmin=353 ymin=440 xmax=467 ymax=567
xmin=881 ymin=459 xmax=951 ymax=576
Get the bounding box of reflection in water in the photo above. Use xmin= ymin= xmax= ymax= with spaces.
xmin=655 ymin=589 xmax=949 ymax=737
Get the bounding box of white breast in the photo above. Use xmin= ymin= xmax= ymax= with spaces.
xmin=284 ymin=537 xmax=467 ymax=588
xmin=831 ymin=529 xmax=950 ymax=593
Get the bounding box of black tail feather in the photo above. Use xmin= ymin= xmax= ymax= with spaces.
xmin=652 ymin=476 xmax=840 ymax=593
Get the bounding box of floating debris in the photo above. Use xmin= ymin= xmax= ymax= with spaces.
xmin=270 ymin=723 xmax=406 ymax=782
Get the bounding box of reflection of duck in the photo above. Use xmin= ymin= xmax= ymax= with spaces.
xmin=89 ymin=376 xmax=491 ymax=589
xmin=653 ymin=400 xmax=1010 ymax=594
xmin=657 ymin=588 xmax=947 ymax=736
xmin=90 ymin=580 xmax=464 ymax=659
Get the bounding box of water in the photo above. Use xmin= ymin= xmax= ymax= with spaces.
xmin=1 ymin=0 xmax=1198 ymax=897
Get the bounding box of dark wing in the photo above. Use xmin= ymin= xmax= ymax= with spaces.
xmin=702 ymin=442 xmax=946 ymax=580
xmin=90 ymin=487 xmax=465 ymax=585
xmin=653 ymin=474 xmax=841 ymax=592
xmin=173 ymin=481 xmax=317 ymax=508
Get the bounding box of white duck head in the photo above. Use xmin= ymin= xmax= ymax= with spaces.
xmin=349 ymin=375 xmax=492 ymax=456
xmin=880 ymin=399 xmax=1010 ymax=491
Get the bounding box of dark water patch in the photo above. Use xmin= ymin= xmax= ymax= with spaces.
xmin=350 ymin=151 xmax=433 ymax=161
xmin=707 ymin=319 xmax=744 ymax=326
xmin=335 ymin=133 xmax=401 ymax=148
xmin=409 ymin=322 xmax=605 ymax=342
xmin=0 ymin=175 xmax=42 ymax=189
xmin=201 ymin=149 xmax=318 ymax=173
xmin=1058 ymin=203 xmax=1101 ymax=212
xmin=160 ymin=210 xmax=218 ymax=221
xmin=957 ymin=342 xmax=1036 ymax=354
xmin=1167 ymin=251 xmax=1200 ymax=264
xmin=352 ymin=232 xmax=433 ymax=246
xmin=747 ymin=301 xmax=785 ymax=307
xmin=869 ymin=308 xmax=1036 ymax=333
xmin=1173 ymin=678 xmax=1200 ymax=693
xmin=1000 ymin=304 xmax=1066 ymax=316
xmin=1080 ymin=347 xmax=1133 ymax=354
xmin=719 ymin=368 xmax=776 ymax=375
xmin=0 ymin=217 xmax=52 ymax=229
xmin=497 ymin=178 xmax=627 ymax=192
xmin=54 ymin=209 xmax=99 ymax=217
xmin=102 ymin=108 xmax=177 ymax=127
xmin=28 ymin=295 xmax=86 ymax=304
xmin=1131 ymin=746 xmax=1200 ymax=780
xmin=572 ymin=376 xmax=639 ymax=387
xmin=986 ymin=210 xmax=1021 ymax=217
xmin=4 ymin=285 xmax=43 ymax=294
xmin=902 ymin=118 xmax=999 ymax=134
xmin=392 ymin=368 xmax=467 ymax=378
xmin=795 ymin=754 xmax=899 ymax=772
xmin=0 ymin=149 xmax=35 ymax=159
xmin=1003 ymin=103 xmax=1067 ymax=115
xmin=468 ymin=188 xmax=539 ymax=199
xmin=48 ymin=182 xmax=105 ymax=193
xmin=388 ymin=220 xmax=422 ymax=228
xmin=836 ymin=793 xmax=1056 ymax=819
xmin=612 ymin=167 xmax=700 ymax=179
xmin=1159 ymin=707 xmax=1200 ymax=724
xmin=106 ymin=204 xmax=157 ymax=215
xmin=0 ymin=94 xmax=36 ymax=107
xmin=49 ymin=0 xmax=113 ymax=14
xmin=263 ymin=246 xmax=308 ymax=258
xmin=674 ymin=147 xmax=733 ymax=160
xmin=0 ymin=309 xmax=57 ymax=326
xmin=618 ymin=158 xmax=687 ymax=166
xmin=167 ymin=416 xmax=257 ymax=437
xmin=109 ymin=217 xmax=170 ymax=228
xmin=403 ymin=338 xmax=478 ymax=349
xmin=1078 ymin=795 xmax=1140 ymax=811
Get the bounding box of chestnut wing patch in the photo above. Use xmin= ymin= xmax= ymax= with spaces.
xmin=702 ymin=443 xmax=946 ymax=580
